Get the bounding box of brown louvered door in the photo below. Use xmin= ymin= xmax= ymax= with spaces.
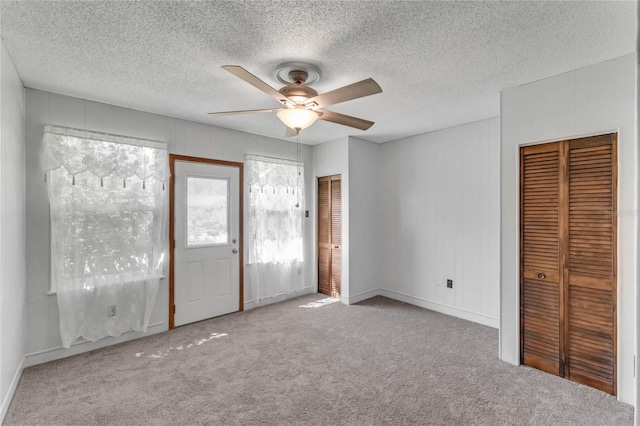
xmin=318 ymin=175 xmax=341 ymax=298
xmin=566 ymin=135 xmax=617 ymax=394
xmin=318 ymin=178 xmax=331 ymax=296
xmin=330 ymin=178 xmax=342 ymax=298
xmin=520 ymin=134 xmax=617 ymax=395
xmin=521 ymin=142 xmax=563 ymax=376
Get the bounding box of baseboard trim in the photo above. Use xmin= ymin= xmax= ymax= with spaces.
xmin=247 ymin=286 xmax=315 ymax=310
xmin=379 ymin=289 xmax=500 ymax=329
xmin=24 ymin=321 xmax=167 ymax=368
xmin=1 ymin=355 xmax=25 ymax=423
xmin=343 ymin=289 xmax=380 ymax=305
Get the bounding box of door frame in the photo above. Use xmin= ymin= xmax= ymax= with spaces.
xmin=317 ymin=174 xmax=341 ymax=299
xmin=518 ymin=133 xmax=618 ymax=394
xmin=169 ymin=154 xmax=244 ymax=329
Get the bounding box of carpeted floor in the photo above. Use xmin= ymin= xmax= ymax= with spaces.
xmin=4 ymin=294 xmax=634 ymax=425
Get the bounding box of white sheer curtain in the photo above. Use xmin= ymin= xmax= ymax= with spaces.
xmin=246 ymin=155 xmax=305 ymax=301
xmin=42 ymin=125 xmax=169 ymax=348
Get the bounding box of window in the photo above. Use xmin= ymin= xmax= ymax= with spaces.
xmin=245 ymin=155 xmax=305 ymax=300
xmin=187 ymin=176 xmax=229 ymax=247
xmin=42 ymin=125 xmax=169 ymax=347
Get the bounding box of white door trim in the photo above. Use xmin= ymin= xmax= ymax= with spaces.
xmin=169 ymin=154 xmax=244 ymax=329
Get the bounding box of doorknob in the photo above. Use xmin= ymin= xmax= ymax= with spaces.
xmin=232 ymin=248 xmax=238 ymax=254
xmin=232 ymin=239 xmax=237 ymax=244
xmin=537 ymin=273 xmax=545 ymax=279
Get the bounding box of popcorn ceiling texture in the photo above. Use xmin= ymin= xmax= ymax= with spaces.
xmin=0 ymin=1 xmax=636 ymax=144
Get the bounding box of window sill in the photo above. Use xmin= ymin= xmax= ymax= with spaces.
xmin=47 ymin=275 xmax=166 ymax=296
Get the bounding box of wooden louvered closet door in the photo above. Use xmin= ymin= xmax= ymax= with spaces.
xmin=318 ymin=178 xmax=331 ymax=296
xmin=521 ymin=134 xmax=617 ymax=395
xmin=318 ymin=175 xmax=341 ymax=298
xmin=566 ymin=135 xmax=617 ymax=394
xmin=330 ymin=179 xmax=342 ymax=298
xmin=521 ymin=142 xmax=563 ymax=376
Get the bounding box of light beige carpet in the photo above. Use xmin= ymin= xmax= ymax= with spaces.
xmin=4 ymin=295 xmax=633 ymax=425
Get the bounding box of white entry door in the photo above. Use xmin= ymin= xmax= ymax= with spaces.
xmin=174 ymin=160 xmax=240 ymax=326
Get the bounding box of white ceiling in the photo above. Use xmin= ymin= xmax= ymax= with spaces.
xmin=1 ymin=1 xmax=636 ymax=145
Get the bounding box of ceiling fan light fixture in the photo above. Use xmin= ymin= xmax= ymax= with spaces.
xmin=276 ymin=107 xmax=320 ymax=131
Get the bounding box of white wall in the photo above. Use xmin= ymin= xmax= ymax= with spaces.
xmin=312 ymin=137 xmax=350 ymax=301
xmin=500 ymin=53 xmax=636 ymax=404
xmin=348 ymin=137 xmax=380 ymax=302
xmin=377 ymin=118 xmax=501 ymax=328
xmin=24 ymin=88 xmax=314 ymax=366
xmin=0 ymin=39 xmax=27 ymax=421
xmin=636 ymin=27 xmax=639 ymax=421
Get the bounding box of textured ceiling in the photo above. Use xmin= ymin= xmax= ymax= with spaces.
xmin=1 ymin=1 xmax=636 ymax=145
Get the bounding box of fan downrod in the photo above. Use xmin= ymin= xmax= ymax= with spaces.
xmin=288 ymin=70 xmax=308 ymax=85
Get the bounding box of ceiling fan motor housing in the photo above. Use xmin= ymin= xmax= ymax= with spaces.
xmin=279 ymin=83 xmax=318 ymax=103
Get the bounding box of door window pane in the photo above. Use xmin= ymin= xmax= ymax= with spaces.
xmin=187 ymin=177 xmax=229 ymax=246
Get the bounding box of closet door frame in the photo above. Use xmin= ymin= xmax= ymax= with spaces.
xmin=317 ymin=174 xmax=342 ymax=299
xmin=519 ymin=133 xmax=618 ymax=394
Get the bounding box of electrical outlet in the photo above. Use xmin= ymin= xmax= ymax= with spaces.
xmin=446 ymin=279 xmax=453 ymax=289
xmin=107 ymin=304 xmax=116 ymax=318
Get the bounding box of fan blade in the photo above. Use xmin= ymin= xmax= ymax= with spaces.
xmin=222 ymin=65 xmax=292 ymax=106
xmin=208 ymin=108 xmax=280 ymax=116
xmin=306 ymin=78 xmax=382 ymax=108
xmin=284 ymin=127 xmax=298 ymax=137
xmin=318 ymin=110 xmax=374 ymax=130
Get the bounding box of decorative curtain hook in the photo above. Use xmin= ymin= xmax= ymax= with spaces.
xmin=143 ymin=180 xmax=146 ymax=190
xmin=100 ymin=177 xmax=104 ymax=187
xmin=72 ymin=175 xmax=75 ymax=185
xmin=123 ymin=179 xmax=126 ymax=188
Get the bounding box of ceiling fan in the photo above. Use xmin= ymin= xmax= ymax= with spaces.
xmin=208 ymin=63 xmax=382 ymax=136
